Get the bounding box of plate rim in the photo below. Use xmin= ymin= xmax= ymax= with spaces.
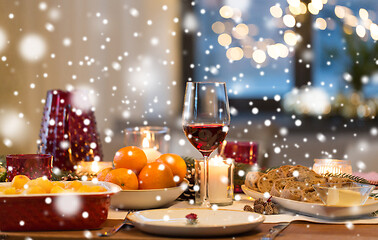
xmin=241 ymin=184 xmax=378 ymax=208
xmin=127 ymin=207 xmax=265 ymax=228
xmin=119 ymin=180 xmax=188 ymax=193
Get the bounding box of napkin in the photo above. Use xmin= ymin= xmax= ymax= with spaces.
xmin=353 ymin=172 xmax=378 ymax=185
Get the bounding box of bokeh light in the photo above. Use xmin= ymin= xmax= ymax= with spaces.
xmin=315 ymin=18 xmax=327 ymax=30
xmin=284 ymin=30 xmax=298 ymax=46
xmin=252 ymin=49 xmax=266 ymax=63
xmin=18 ymin=34 xmax=47 ymax=62
xmin=270 ymin=5 xmax=283 ymax=18
xmin=0 ymin=28 xmax=7 ymax=53
xmin=212 ymin=21 xmax=225 ymax=34
xmin=226 ymin=47 xmax=243 ymax=61
xmin=218 ymin=33 xmax=232 ymax=46
xmin=219 ymin=6 xmax=233 ymax=19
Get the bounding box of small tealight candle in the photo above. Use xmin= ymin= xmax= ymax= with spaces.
xmin=141 ymin=137 xmax=162 ymax=163
xmin=76 ymin=161 xmax=112 ymax=175
xmin=313 ymin=159 xmax=352 ymax=175
xmin=198 ymin=156 xmax=233 ymax=205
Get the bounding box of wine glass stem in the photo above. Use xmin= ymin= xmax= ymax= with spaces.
xmin=202 ymin=156 xmax=211 ymax=208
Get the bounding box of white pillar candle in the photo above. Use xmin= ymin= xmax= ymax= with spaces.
xmin=200 ymin=156 xmax=231 ymax=203
xmin=142 ymin=137 xmax=162 ymax=163
xmin=143 ymin=148 xmax=162 ymax=163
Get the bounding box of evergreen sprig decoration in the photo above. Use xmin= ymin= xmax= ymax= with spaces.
xmin=322 ymin=172 xmax=370 ymax=184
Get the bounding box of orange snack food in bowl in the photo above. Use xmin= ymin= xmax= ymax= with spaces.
xmin=3 ymin=187 xmax=21 ymax=195
xmin=65 ymin=181 xmax=83 ymax=191
xmin=25 ymin=186 xmax=46 ymax=194
xmin=104 ymin=168 xmax=138 ymax=190
xmin=97 ymin=167 xmax=113 ymax=181
xmin=11 ymin=175 xmax=30 ymax=189
xmin=156 ymin=153 xmax=187 ymax=185
xmin=113 ymin=146 xmax=147 ymax=175
xmin=138 ymin=162 xmax=176 ymax=190
xmin=26 ymin=177 xmax=54 ymax=193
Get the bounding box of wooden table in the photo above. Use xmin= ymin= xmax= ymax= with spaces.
xmin=1 ymin=219 xmax=376 ymax=240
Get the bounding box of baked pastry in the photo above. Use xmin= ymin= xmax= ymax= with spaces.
xmin=280 ymin=187 xmax=303 ymax=201
xmin=257 ymin=168 xmax=285 ymax=193
xmin=245 ymin=164 xmax=354 ymax=203
xmin=245 ymin=171 xmax=263 ymax=191
xmin=270 ymin=177 xmax=295 ymax=197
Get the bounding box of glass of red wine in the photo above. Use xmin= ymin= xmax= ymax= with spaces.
xmin=182 ymin=82 xmax=230 ymax=207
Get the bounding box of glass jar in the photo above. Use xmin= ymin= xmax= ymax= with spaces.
xmin=194 ymin=156 xmax=234 ymax=206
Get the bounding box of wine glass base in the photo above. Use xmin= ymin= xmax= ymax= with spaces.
xmin=200 ymin=199 xmax=212 ymax=208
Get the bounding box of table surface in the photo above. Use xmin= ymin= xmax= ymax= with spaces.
xmin=1 ymin=219 xmax=377 ymax=240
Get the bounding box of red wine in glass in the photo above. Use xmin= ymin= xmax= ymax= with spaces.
xmin=182 ymin=82 xmax=230 ymax=207
xmin=183 ymin=124 xmax=228 ymax=157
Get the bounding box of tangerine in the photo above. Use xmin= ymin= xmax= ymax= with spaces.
xmin=113 ymin=146 xmax=147 ymax=174
xmin=156 ymin=153 xmax=187 ymax=185
xmin=51 ymin=185 xmax=68 ymax=194
xmin=97 ymin=167 xmax=113 ymax=181
xmin=65 ymin=181 xmax=83 ymax=191
xmin=25 ymin=185 xmax=46 ymax=194
xmin=104 ymin=168 xmax=138 ymax=190
xmin=11 ymin=175 xmax=30 ymax=189
xmin=26 ymin=177 xmax=54 ymax=193
xmin=138 ymin=162 xmax=176 ymax=189
xmin=3 ymin=187 xmax=21 ymax=195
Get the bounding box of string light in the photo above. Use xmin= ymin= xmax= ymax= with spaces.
xmin=213 ymin=2 xmax=377 ymax=62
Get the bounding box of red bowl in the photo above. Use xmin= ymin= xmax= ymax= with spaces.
xmin=0 ymin=181 xmax=121 ymax=231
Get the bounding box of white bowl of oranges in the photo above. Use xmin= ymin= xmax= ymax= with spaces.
xmin=97 ymin=146 xmax=189 ymax=209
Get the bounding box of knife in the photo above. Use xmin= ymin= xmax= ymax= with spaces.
xmin=260 ymin=222 xmax=291 ymax=240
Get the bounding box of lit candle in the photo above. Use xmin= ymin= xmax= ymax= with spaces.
xmin=76 ymin=161 xmax=113 ymax=175
xmin=200 ymin=156 xmax=233 ymax=204
xmin=313 ymin=159 xmax=352 ymax=175
xmin=142 ymin=137 xmax=162 ymax=163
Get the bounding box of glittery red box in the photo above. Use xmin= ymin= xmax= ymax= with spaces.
xmin=0 ymin=182 xmax=120 ymax=231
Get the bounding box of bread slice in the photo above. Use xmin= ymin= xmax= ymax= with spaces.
xmin=245 ymin=171 xmax=263 ymax=191
xmin=270 ymin=177 xmax=296 ymax=197
xmin=280 ymin=187 xmax=303 ymax=201
xmin=257 ymin=168 xmax=286 ymax=193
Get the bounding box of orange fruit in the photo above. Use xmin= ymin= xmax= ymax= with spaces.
xmin=97 ymin=167 xmax=113 ymax=181
xmin=89 ymin=186 xmax=107 ymax=192
xmin=52 ymin=181 xmax=65 ymax=188
xmin=77 ymin=185 xmax=92 ymax=193
xmin=138 ymin=162 xmax=176 ymax=189
xmin=3 ymin=187 xmax=21 ymax=195
xmin=25 ymin=186 xmax=46 ymax=194
xmin=65 ymin=181 xmax=83 ymax=191
xmin=113 ymin=146 xmax=147 ymax=174
xmin=104 ymin=168 xmax=138 ymax=190
xmin=51 ymin=185 xmax=68 ymax=194
xmin=156 ymin=153 xmax=187 ymax=185
xmin=11 ymin=175 xmax=30 ymax=189
xmin=26 ymin=177 xmax=54 ymax=193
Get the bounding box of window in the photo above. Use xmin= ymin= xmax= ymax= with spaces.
xmin=193 ymin=0 xmax=293 ymax=99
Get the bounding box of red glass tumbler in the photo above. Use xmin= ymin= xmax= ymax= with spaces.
xmin=6 ymin=154 xmax=53 ymax=181
xmin=222 ymin=141 xmax=258 ymax=165
xmin=220 ymin=141 xmax=258 ymax=193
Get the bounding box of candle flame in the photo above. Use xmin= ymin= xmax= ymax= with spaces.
xmin=142 ymin=137 xmax=150 ymax=148
xmin=91 ymin=161 xmax=100 ymax=173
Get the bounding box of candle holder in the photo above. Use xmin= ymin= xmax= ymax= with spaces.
xmin=124 ymin=126 xmax=170 ymax=162
xmin=219 ymin=140 xmax=259 ymax=193
xmin=194 ymin=156 xmax=234 ymax=206
xmin=6 ymin=154 xmax=53 ymax=181
xmin=313 ymin=159 xmax=352 ymax=175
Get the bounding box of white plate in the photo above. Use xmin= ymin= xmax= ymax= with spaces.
xmin=242 ymin=185 xmax=378 ymax=219
xmin=127 ymin=208 xmax=265 ymax=237
xmin=111 ymin=181 xmax=188 ymax=210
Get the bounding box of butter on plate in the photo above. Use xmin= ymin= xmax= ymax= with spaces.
xmin=327 ymin=188 xmax=362 ymax=206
